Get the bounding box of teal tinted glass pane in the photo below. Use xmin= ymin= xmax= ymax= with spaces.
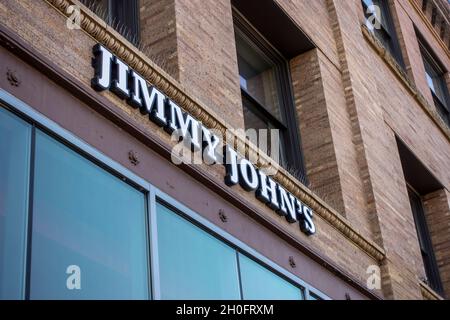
xmin=156 ymin=203 xmax=241 ymax=300
xmin=0 ymin=107 xmax=31 ymax=299
xmin=30 ymin=131 xmax=148 ymax=299
xmin=238 ymin=253 xmax=303 ymax=300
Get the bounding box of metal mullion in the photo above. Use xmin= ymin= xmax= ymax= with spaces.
xmin=241 ymin=89 xmax=287 ymax=130
xmin=235 ymin=252 xmax=244 ymax=300
xmin=24 ymin=125 xmax=36 ymax=300
xmin=148 ymin=186 xmax=161 ymax=300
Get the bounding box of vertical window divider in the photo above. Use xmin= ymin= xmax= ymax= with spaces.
xmin=304 ymin=288 xmax=311 ymax=300
xmin=148 ymin=186 xmax=161 ymax=300
xmin=235 ymin=251 xmax=244 ymax=300
xmin=24 ymin=125 xmax=36 ymax=300
xmin=143 ymin=190 xmax=152 ymax=300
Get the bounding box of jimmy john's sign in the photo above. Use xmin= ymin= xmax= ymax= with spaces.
xmin=91 ymin=44 xmax=316 ymax=236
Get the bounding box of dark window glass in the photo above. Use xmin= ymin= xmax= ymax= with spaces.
xmin=408 ymin=187 xmax=444 ymax=295
xmin=238 ymin=253 xmax=303 ymax=300
xmin=362 ymin=0 xmax=404 ymax=66
xmin=242 ymin=95 xmax=287 ymax=166
xmin=29 ymin=130 xmax=149 ymax=299
xmin=80 ymin=0 xmax=140 ymax=45
xmin=0 ymin=108 xmax=31 ymax=299
xmin=234 ymin=11 xmax=306 ymax=184
xmin=419 ymin=41 xmax=450 ymax=127
xmin=237 ymin=31 xmax=283 ymax=122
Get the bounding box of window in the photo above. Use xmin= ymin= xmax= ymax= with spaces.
xmin=233 ymin=10 xmax=307 ymax=184
xmin=419 ymin=40 xmax=450 ymax=127
xmin=29 ymin=131 xmax=149 ymax=299
xmin=0 ymin=104 xmax=150 ymax=300
xmin=155 ymin=201 xmax=307 ymax=300
xmin=80 ymin=0 xmax=140 ymax=45
xmin=362 ymin=0 xmax=404 ymax=66
xmin=238 ymin=253 xmax=303 ymax=300
xmin=156 ymin=202 xmax=241 ymax=300
xmin=397 ymin=138 xmax=444 ymax=295
xmin=407 ymin=187 xmax=444 ymax=295
xmin=0 ymin=108 xmax=31 ymax=299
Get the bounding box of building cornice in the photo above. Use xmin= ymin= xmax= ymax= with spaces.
xmin=43 ymin=0 xmax=385 ymax=263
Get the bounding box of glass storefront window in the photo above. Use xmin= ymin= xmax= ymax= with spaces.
xmin=0 ymin=98 xmax=327 ymax=301
xmin=156 ymin=203 xmax=241 ymax=300
xmin=0 ymin=108 xmax=31 ymax=299
xmin=29 ymin=130 xmax=149 ymax=299
xmin=156 ymin=202 xmax=308 ymax=301
xmin=238 ymin=253 xmax=303 ymax=300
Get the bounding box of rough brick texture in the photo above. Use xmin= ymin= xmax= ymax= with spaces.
xmin=139 ymin=0 xmax=179 ymax=79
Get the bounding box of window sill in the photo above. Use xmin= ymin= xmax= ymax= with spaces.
xmin=419 ymin=281 xmax=444 ymax=300
xmin=361 ymin=24 xmax=450 ymax=144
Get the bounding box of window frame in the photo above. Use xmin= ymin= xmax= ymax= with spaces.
xmin=418 ymin=39 xmax=450 ymax=127
xmin=361 ymin=0 xmax=405 ymax=67
xmin=233 ymin=8 xmax=308 ymax=185
xmin=0 ymin=89 xmax=328 ymax=301
xmin=407 ymin=185 xmax=444 ymax=295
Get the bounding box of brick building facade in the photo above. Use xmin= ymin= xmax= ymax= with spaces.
xmin=0 ymin=0 xmax=449 ymax=300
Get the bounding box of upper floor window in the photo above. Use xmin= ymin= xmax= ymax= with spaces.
xmin=362 ymin=0 xmax=404 ymax=66
xmin=419 ymin=40 xmax=450 ymax=127
xmin=397 ymin=137 xmax=444 ymax=296
xmin=233 ymin=10 xmax=307 ymax=184
xmin=80 ymin=0 xmax=140 ymax=45
xmin=408 ymin=187 xmax=444 ymax=295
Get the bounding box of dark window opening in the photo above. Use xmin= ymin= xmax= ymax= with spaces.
xmin=361 ymin=0 xmax=404 ymax=67
xmin=80 ymin=0 xmax=140 ymax=45
xmin=397 ymin=137 xmax=444 ymax=295
xmin=407 ymin=187 xmax=444 ymax=295
xmin=418 ymin=37 xmax=450 ymax=127
xmin=233 ymin=9 xmax=307 ymax=185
